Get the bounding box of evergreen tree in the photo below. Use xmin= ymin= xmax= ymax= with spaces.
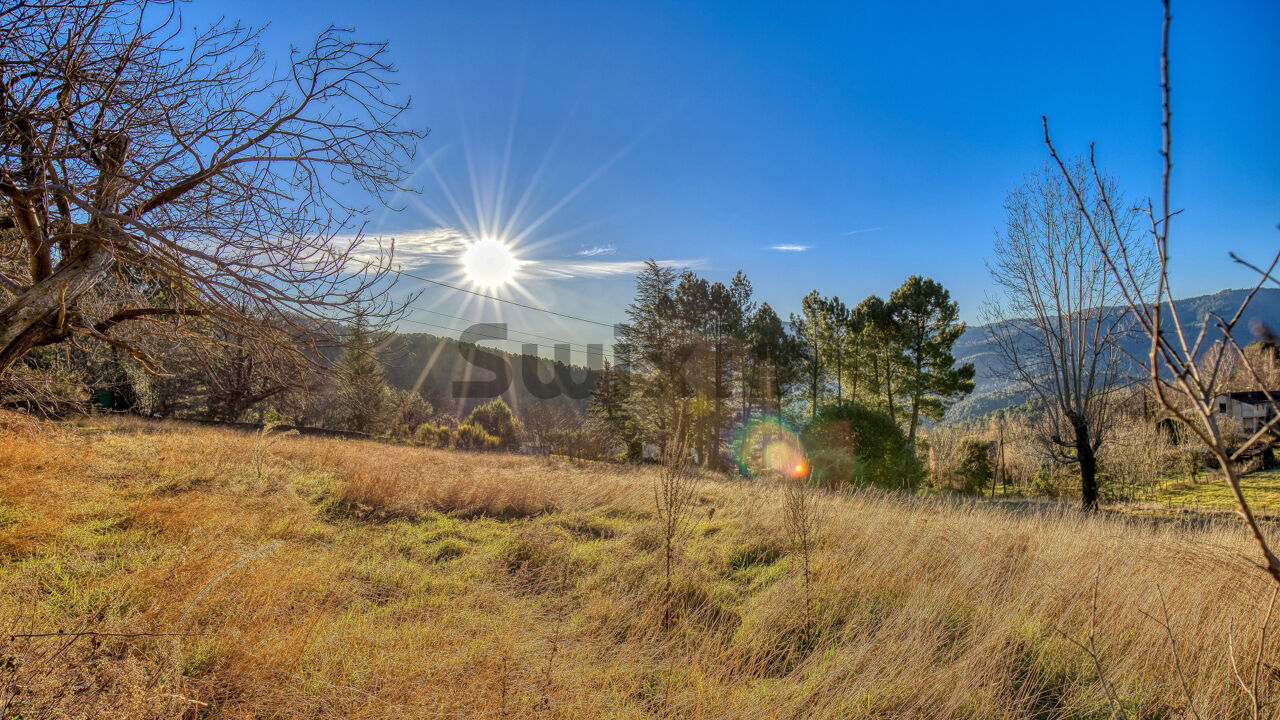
xmin=854 ymin=295 xmax=907 ymax=425
xmin=589 ymin=360 xmax=641 ymax=460
xmin=618 ymin=260 xmax=684 ymax=451
xmin=791 ymin=290 xmax=827 ymax=418
xmin=818 ymin=296 xmax=851 ymax=405
xmin=466 ymin=398 xmax=523 ymax=449
xmin=728 ymin=271 xmax=758 ymax=416
xmin=889 ymin=276 xmax=976 ymax=442
xmin=331 ymin=307 xmax=391 ymax=434
xmin=750 ymin=302 xmax=799 ymax=413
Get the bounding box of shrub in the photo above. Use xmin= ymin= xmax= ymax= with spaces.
xmin=414 ymin=422 xmax=454 ymax=449
xmin=390 ymin=389 xmax=433 ymax=437
xmin=956 ymin=437 xmax=993 ymax=493
xmin=465 ymin=398 xmax=523 ymax=450
xmin=455 ymin=422 xmax=501 ymax=451
xmin=802 ymin=403 xmax=922 ymax=489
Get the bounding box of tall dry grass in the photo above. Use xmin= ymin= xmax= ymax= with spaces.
xmin=0 ymin=413 xmax=1275 ymax=718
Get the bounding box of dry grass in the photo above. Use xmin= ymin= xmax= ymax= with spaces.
xmin=0 ymin=412 xmax=1277 ymax=718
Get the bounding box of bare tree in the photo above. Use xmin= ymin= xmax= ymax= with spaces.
xmin=1042 ymin=0 xmax=1280 ymax=584
xmin=0 ymin=1 xmax=424 ymax=379
xmin=654 ymin=410 xmax=698 ymax=629
xmin=984 ymin=160 xmax=1152 ymax=510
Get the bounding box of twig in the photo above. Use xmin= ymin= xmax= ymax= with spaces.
xmin=1138 ymin=584 xmax=1203 ymax=720
xmin=1053 ymin=577 xmax=1127 ymax=719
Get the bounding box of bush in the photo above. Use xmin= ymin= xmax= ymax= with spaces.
xmin=455 ymin=422 xmax=501 ymax=451
xmin=956 ymin=438 xmax=993 ymax=494
xmin=465 ymin=399 xmax=523 ymax=450
xmin=390 ymin=389 xmax=433 ymax=437
xmin=802 ymin=404 xmax=922 ymax=489
xmin=414 ymin=422 xmax=454 ymax=449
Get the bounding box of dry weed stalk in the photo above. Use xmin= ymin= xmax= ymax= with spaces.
xmin=782 ymin=479 xmax=824 ymax=629
xmin=1139 ymin=585 xmax=1204 ymax=720
xmin=253 ymin=421 xmax=298 ymax=482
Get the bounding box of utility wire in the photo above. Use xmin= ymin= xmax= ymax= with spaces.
xmin=396 ymin=315 xmax=613 ymax=360
xmin=402 ymin=306 xmax=601 ymax=351
xmin=393 ymin=267 xmax=619 ymax=328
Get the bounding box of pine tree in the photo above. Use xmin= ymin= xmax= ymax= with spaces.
xmin=818 ymin=296 xmax=851 ymax=405
xmin=791 ymin=290 xmax=827 ymax=418
xmin=622 ymin=261 xmax=693 ymax=452
xmin=854 ymin=295 xmax=907 ymax=425
xmin=890 ymin=276 xmax=976 ymax=443
xmin=332 ymin=307 xmax=390 ymax=434
xmin=750 ymin=302 xmax=798 ymax=413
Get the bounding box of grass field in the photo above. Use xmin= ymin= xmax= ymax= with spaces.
xmin=1 ymin=413 xmax=1278 ymax=719
xmin=1148 ymin=467 xmax=1280 ymax=513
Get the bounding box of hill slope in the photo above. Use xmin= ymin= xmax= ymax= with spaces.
xmin=949 ymin=288 xmax=1280 ymax=420
xmin=0 ymin=416 xmax=1273 ymax=718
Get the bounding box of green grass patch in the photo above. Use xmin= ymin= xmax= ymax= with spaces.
xmin=1150 ymin=467 xmax=1280 ymax=511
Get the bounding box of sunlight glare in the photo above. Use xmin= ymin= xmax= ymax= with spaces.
xmin=460 ymin=237 xmax=519 ymax=288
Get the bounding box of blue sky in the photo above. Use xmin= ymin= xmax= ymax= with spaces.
xmin=189 ymin=0 xmax=1278 ymax=357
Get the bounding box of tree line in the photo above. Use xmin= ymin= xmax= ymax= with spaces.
xmin=589 ymin=260 xmax=975 ymax=483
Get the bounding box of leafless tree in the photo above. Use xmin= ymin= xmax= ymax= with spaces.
xmin=0 ymin=1 xmax=424 ymax=381
xmin=984 ymin=160 xmax=1153 ymax=510
xmin=654 ymin=409 xmax=698 ymax=629
xmin=1042 ymin=0 xmax=1280 ymax=584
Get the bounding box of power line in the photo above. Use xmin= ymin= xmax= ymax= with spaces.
xmin=393 ymin=267 xmax=619 ymax=328
xmin=396 ymin=315 xmax=612 ymax=360
xmin=402 ymin=306 xmax=601 ymax=352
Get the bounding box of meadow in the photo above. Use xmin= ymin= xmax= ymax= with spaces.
xmin=1 ymin=413 xmax=1277 ymax=719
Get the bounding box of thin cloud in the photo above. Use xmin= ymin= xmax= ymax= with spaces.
xmin=343 ymin=227 xmax=698 ymax=280
xmin=344 ymin=227 xmax=470 ymax=267
xmin=770 ymin=244 xmax=810 ymax=252
xmin=526 ymin=258 xmax=705 ymax=279
xmin=840 ymin=227 xmax=882 ymax=236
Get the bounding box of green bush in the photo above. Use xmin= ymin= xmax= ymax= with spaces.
xmin=465 ymin=399 xmax=523 ymax=450
xmin=957 ymin=437 xmax=993 ymax=494
xmin=802 ymin=403 xmax=922 ymax=489
xmin=414 ymin=422 xmax=454 ymax=449
xmin=455 ymin=422 xmax=501 ymax=451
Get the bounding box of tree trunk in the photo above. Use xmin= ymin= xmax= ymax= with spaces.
xmin=1073 ymin=416 xmax=1099 ymax=511
xmin=0 ymin=244 xmax=113 ymax=374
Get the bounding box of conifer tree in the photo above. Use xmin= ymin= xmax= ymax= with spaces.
xmin=890 ymin=276 xmax=976 ymax=443
xmin=332 ymin=307 xmax=391 ymax=434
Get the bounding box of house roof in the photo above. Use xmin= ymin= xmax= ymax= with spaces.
xmin=1225 ymin=391 xmax=1280 ymax=405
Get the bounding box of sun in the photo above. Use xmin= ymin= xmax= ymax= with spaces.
xmin=460 ymin=237 xmax=519 ymax=288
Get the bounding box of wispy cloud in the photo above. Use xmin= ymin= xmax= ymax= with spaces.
xmin=840 ymin=227 xmax=882 ymax=236
xmin=527 ymin=258 xmax=704 ymax=279
xmin=345 ymin=227 xmax=470 ymax=267
xmin=770 ymin=244 xmax=810 ymax=252
xmin=345 ymin=227 xmax=698 ymax=280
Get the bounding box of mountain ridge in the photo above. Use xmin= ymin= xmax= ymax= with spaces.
xmin=947 ymin=287 xmax=1280 ymax=421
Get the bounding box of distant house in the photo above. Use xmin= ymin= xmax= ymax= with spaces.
xmin=521 ymin=435 xmax=551 ymax=456
xmin=1213 ymin=391 xmax=1280 ymax=434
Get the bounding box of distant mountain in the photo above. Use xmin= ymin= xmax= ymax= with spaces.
xmin=947 ymin=288 xmax=1280 ymax=422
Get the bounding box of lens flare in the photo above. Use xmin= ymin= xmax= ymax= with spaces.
xmin=731 ymin=414 xmax=809 ymax=480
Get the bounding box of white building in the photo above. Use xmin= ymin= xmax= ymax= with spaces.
xmin=1213 ymin=391 xmax=1280 ymax=434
